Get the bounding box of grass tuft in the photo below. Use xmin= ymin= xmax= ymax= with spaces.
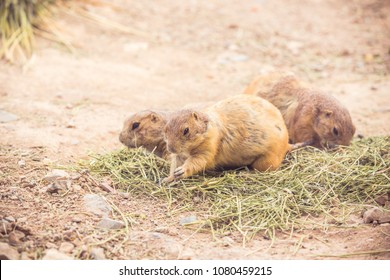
xmin=79 ymin=136 xmax=390 ymax=240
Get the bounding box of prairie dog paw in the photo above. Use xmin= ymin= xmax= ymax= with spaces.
xmin=162 ymin=176 xmax=175 ymax=184
xmin=174 ymin=166 xmax=186 ymax=178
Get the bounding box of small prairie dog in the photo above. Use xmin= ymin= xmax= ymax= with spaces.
xmin=163 ymin=95 xmax=291 ymax=182
xmin=119 ymin=110 xmax=169 ymax=159
xmin=244 ymin=73 xmax=356 ymax=149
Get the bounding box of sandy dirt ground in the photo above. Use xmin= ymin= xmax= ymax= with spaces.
xmin=0 ymin=0 xmax=389 ymax=260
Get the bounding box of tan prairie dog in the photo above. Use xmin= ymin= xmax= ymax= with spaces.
xmin=244 ymin=73 xmax=356 ymax=149
xmin=163 ymin=95 xmax=294 ymax=183
xmin=119 ymin=110 xmax=170 ymax=159
xmin=118 ymin=103 xmax=212 ymax=159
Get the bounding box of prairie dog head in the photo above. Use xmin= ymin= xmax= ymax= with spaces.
xmin=164 ymin=110 xmax=209 ymax=155
xmin=314 ymin=104 xmax=356 ymax=148
xmin=119 ymin=110 xmax=167 ymax=153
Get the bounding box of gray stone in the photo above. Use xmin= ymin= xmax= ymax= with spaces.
xmin=0 ymin=242 xmax=19 ymax=260
xmin=97 ymin=217 xmax=125 ymax=229
xmin=180 ymin=215 xmax=197 ymax=225
xmin=59 ymin=242 xmax=75 ymax=254
xmin=83 ymin=194 xmax=112 ymax=217
xmin=4 ymin=216 xmax=15 ymax=223
xmin=43 ymin=169 xmax=70 ymax=182
xmin=0 ymin=110 xmax=18 ymax=123
xmin=90 ymin=247 xmax=106 ymax=260
xmin=42 ymin=249 xmax=73 ymax=260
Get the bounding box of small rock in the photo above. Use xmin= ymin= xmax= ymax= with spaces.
xmin=42 ymin=249 xmax=73 ymax=260
xmin=119 ymin=192 xmax=130 ymax=199
xmin=0 ymin=242 xmax=19 ymax=260
xmin=43 ymin=169 xmax=70 ymax=182
xmin=23 ymin=180 xmax=36 ymax=188
xmin=18 ymin=159 xmax=26 ymax=167
xmin=21 ymin=252 xmax=31 ymax=260
xmin=83 ymin=194 xmax=112 ymax=217
xmin=17 ymin=217 xmax=27 ymax=223
xmin=8 ymin=230 xmax=25 ymax=246
xmin=97 ymin=217 xmax=125 ymax=229
xmin=180 ymin=215 xmax=197 ymax=226
xmin=90 ymin=247 xmax=106 ymax=260
xmin=221 ymin=236 xmax=235 ymax=247
xmin=59 ymin=242 xmax=75 ymax=254
xmin=72 ymin=184 xmax=82 ymax=192
xmin=363 ymin=207 xmax=383 ymax=224
xmin=4 ymin=216 xmax=16 ymax=223
xmin=217 ymin=51 xmax=248 ymax=64
xmin=46 ymin=182 xmax=63 ymax=194
xmin=45 ymin=242 xmax=58 ymax=249
xmin=0 ymin=110 xmax=18 ymax=123
xmin=72 ymin=216 xmax=83 ymax=223
xmin=99 ymin=182 xmax=116 ymax=193
xmin=66 ymin=121 xmax=76 ymax=128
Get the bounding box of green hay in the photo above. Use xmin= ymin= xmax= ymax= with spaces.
xmin=80 ymin=136 xmax=390 ymax=239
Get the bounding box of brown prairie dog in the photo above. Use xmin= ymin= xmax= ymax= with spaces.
xmin=119 ymin=102 xmax=213 ymax=159
xmin=163 ymin=95 xmax=291 ymax=182
xmin=119 ymin=110 xmax=170 ymax=159
xmin=243 ymin=73 xmax=356 ymax=149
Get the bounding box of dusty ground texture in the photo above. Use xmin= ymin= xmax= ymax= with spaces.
xmin=0 ymin=0 xmax=389 ymax=260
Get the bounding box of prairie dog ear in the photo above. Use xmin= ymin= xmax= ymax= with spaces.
xmin=323 ymin=110 xmax=333 ymax=118
xmin=150 ymin=113 xmax=159 ymax=123
xmin=192 ymin=112 xmax=199 ymax=120
xmin=317 ymin=108 xmax=333 ymax=118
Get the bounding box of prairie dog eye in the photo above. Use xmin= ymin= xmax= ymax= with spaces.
xmin=333 ymin=127 xmax=339 ymax=136
xmin=132 ymin=122 xmax=140 ymax=130
xmin=183 ymin=127 xmax=189 ymax=135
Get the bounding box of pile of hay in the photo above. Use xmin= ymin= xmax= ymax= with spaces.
xmin=81 ymin=136 xmax=390 ymax=239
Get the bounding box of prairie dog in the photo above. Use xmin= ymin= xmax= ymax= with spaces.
xmin=244 ymin=73 xmax=356 ymax=148
xmin=119 ymin=110 xmax=169 ymax=159
xmin=163 ymin=95 xmax=291 ymax=182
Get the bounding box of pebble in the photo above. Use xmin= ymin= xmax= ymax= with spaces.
xmin=0 ymin=110 xmax=18 ymax=123
xmin=99 ymin=182 xmax=116 ymax=193
xmin=72 ymin=216 xmax=83 ymax=223
xmin=4 ymin=216 xmax=16 ymax=223
xmin=46 ymin=182 xmax=64 ymax=194
xmin=59 ymin=242 xmax=75 ymax=254
xmin=90 ymin=247 xmax=106 ymax=260
xmin=42 ymin=249 xmax=73 ymax=260
xmin=43 ymin=169 xmax=70 ymax=182
xmin=119 ymin=192 xmax=130 ymax=199
xmin=45 ymin=242 xmax=58 ymax=249
xmin=21 ymin=252 xmax=31 ymax=260
xmin=97 ymin=217 xmax=125 ymax=229
xmin=8 ymin=231 xmax=25 ymax=246
xmin=180 ymin=215 xmax=197 ymax=225
xmin=18 ymin=159 xmax=26 ymax=167
xmin=83 ymin=194 xmax=112 ymax=217
xmin=0 ymin=242 xmax=19 ymax=260
xmin=72 ymin=184 xmax=82 ymax=192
